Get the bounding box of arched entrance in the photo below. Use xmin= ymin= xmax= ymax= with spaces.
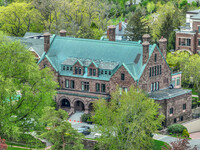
xmin=88 ymin=103 xmax=94 ymax=112
xmin=74 ymin=100 xmax=85 ymax=112
xmin=61 ymin=99 xmax=71 ymax=111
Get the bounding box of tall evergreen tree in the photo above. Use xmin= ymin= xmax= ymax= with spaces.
xmin=125 ymin=8 xmax=148 ymax=41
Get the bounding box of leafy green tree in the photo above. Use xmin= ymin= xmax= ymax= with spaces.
xmin=125 ymin=8 xmax=148 ymax=41
xmin=92 ymin=86 xmax=164 ymax=150
xmin=0 ymin=2 xmax=44 ymax=36
xmin=0 ymin=33 xmax=58 ymax=141
xmin=40 ymin=107 xmax=84 ymax=150
xmin=147 ymin=1 xmax=155 ymax=14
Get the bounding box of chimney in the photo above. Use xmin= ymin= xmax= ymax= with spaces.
xmin=125 ymin=18 xmax=128 ymax=23
xmin=60 ymin=29 xmax=67 ymax=37
xmin=142 ymin=41 xmax=150 ymax=65
xmin=119 ymin=21 xmax=122 ymax=31
xmin=159 ymin=36 xmax=167 ymax=59
xmin=142 ymin=34 xmax=151 ymax=42
xmin=44 ymin=32 xmax=51 ymax=53
xmin=108 ymin=25 xmax=116 ymax=41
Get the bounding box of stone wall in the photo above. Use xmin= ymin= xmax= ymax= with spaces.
xmin=138 ymin=47 xmax=171 ymax=92
xmin=82 ymin=139 xmax=98 ymax=150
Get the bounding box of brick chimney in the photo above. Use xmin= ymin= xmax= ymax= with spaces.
xmin=60 ymin=29 xmax=67 ymax=37
xmin=142 ymin=34 xmax=151 ymax=42
xmin=119 ymin=21 xmax=122 ymax=31
xmin=159 ymin=36 xmax=167 ymax=59
xmin=108 ymin=25 xmax=116 ymax=41
xmin=44 ymin=32 xmax=51 ymax=53
xmin=142 ymin=41 xmax=150 ymax=65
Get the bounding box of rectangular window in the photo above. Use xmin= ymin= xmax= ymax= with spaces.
xmin=152 ymin=67 xmax=154 ymax=77
xmin=66 ymin=66 xmax=69 ymax=70
xmin=179 ymin=38 xmax=181 ymax=46
xmin=101 ymin=84 xmax=106 ymax=93
xmin=65 ymin=80 xmax=69 ymax=88
xmin=123 ymin=87 xmax=128 ymax=93
xmin=89 ymin=68 xmax=92 ymax=76
xmin=149 ymin=68 xmax=151 ymax=77
xmin=186 ymin=39 xmax=191 ymax=46
xmin=93 ymin=69 xmax=96 ymax=76
xmin=177 ymin=77 xmax=180 ymax=86
xmin=121 ymin=73 xmax=125 ymax=80
xmin=63 ymin=66 xmax=65 ymax=70
xmin=151 ymin=83 xmax=154 ymax=91
xmin=101 ymin=70 xmax=103 ymax=74
xmin=79 ymin=68 xmax=81 ymax=74
xmin=198 ymin=26 xmax=200 ymax=33
xmin=154 ymin=82 xmax=156 ymax=91
xmin=154 ymin=54 xmax=157 ymax=62
xmin=157 ymin=82 xmax=159 ymax=90
xmin=96 ymin=83 xmax=100 ymax=92
xmin=172 ymin=78 xmax=175 ymax=87
xmin=70 ymin=67 xmax=73 ymax=71
xmin=160 ymin=65 xmax=162 ymax=75
xmin=82 ymin=82 xmax=89 ymax=91
xmin=154 ymin=66 xmax=156 ymax=76
xmin=198 ymin=39 xmax=200 ymax=46
xmin=157 ymin=66 xmax=159 ymax=75
xmin=109 ymin=71 xmax=111 ymax=75
xmin=71 ymin=80 xmax=74 ymax=89
xmin=183 ymin=103 xmax=186 ymax=110
xmin=170 ymin=108 xmax=173 ymax=114
xmin=174 ymin=118 xmax=177 ymax=123
xmin=75 ymin=67 xmax=78 ymax=74
xmin=105 ymin=71 xmax=107 ymax=75
xmin=180 ymin=116 xmax=183 ymax=121
xmin=119 ymin=87 xmax=122 ymax=95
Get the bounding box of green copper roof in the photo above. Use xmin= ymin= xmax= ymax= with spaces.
xmin=40 ymin=35 xmax=160 ymax=81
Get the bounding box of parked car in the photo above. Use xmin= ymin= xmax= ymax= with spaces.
xmin=94 ymin=133 xmax=102 ymax=138
xmin=78 ymin=126 xmax=91 ymax=135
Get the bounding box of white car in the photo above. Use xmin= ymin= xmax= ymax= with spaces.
xmin=94 ymin=133 xmax=102 ymax=138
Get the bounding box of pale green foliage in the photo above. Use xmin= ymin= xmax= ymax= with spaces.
xmin=40 ymin=107 xmax=84 ymax=150
xmin=0 ymin=33 xmax=58 ymax=140
xmin=147 ymin=2 xmax=155 ymax=14
xmin=0 ymin=2 xmax=43 ymax=36
xmin=92 ymin=86 xmax=164 ymax=150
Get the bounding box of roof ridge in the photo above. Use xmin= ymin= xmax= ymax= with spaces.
xmin=56 ymin=36 xmax=143 ymax=47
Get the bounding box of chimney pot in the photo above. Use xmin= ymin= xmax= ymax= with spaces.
xmin=159 ymin=36 xmax=167 ymax=59
xmin=44 ymin=32 xmax=51 ymax=53
xmin=142 ymin=34 xmax=151 ymax=42
xmin=108 ymin=25 xmax=116 ymax=41
xmin=60 ymin=29 xmax=67 ymax=37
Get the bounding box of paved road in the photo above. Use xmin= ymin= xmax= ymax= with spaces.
xmin=68 ymin=112 xmax=96 ymax=138
xmin=153 ymin=134 xmax=200 ymax=149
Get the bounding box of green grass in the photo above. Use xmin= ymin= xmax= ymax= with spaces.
xmin=153 ymin=139 xmax=169 ymax=150
xmin=7 ymin=147 xmax=28 ymax=150
xmin=184 ymin=88 xmax=198 ymax=95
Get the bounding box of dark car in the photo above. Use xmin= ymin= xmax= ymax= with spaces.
xmin=78 ymin=126 xmax=91 ymax=135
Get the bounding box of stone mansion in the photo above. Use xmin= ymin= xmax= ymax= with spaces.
xmin=38 ymin=28 xmax=192 ymax=126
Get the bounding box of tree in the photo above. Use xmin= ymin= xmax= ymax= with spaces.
xmin=0 ymin=2 xmax=43 ymax=36
xmin=92 ymin=86 xmax=164 ymax=150
xmin=147 ymin=2 xmax=155 ymax=14
xmin=0 ymin=33 xmax=58 ymax=141
xmin=125 ymin=8 xmax=148 ymax=41
xmin=40 ymin=107 xmax=84 ymax=150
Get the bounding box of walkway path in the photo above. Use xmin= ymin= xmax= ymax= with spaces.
xmin=190 ymin=132 xmax=200 ymax=139
xmin=153 ymin=134 xmax=200 ymax=149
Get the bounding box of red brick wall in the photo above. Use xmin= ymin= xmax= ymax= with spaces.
xmin=109 ymin=65 xmax=137 ymax=92
xmin=138 ymin=47 xmax=171 ymax=92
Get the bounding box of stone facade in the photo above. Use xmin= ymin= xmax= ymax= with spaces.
xmin=39 ymin=31 xmax=192 ymax=126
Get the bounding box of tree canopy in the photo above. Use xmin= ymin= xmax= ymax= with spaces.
xmin=92 ymin=86 xmax=164 ymax=150
xmin=0 ymin=33 xmax=58 ymax=140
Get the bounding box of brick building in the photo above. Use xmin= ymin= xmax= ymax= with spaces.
xmin=176 ymin=9 xmax=200 ymax=54
xmin=38 ymin=28 xmax=192 ymax=126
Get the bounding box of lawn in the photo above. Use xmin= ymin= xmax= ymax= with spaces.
xmin=153 ymin=139 xmax=169 ymax=150
xmin=7 ymin=147 xmax=28 ymax=150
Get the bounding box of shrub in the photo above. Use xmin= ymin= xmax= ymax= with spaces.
xmin=182 ymin=129 xmax=190 ymax=138
xmin=81 ymin=113 xmax=91 ymax=123
xmin=167 ymin=124 xmax=187 ymax=135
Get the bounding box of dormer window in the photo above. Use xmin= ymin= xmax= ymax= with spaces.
xmin=63 ymin=66 xmax=65 ymax=70
xmin=75 ymin=67 xmax=78 ymax=74
xmin=121 ymin=73 xmax=125 ymax=80
xmin=101 ymin=70 xmax=103 ymax=74
xmin=105 ymin=71 xmax=107 ymax=74
xmin=79 ymin=67 xmax=82 ymax=74
xmin=109 ymin=71 xmax=111 ymax=75
xmin=67 ymin=66 xmax=69 ymax=70
xmin=70 ymin=67 xmax=73 ymax=71
xmin=89 ymin=68 xmax=92 ymax=76
xmin=93 ymin=69 xmax=96 ymax=76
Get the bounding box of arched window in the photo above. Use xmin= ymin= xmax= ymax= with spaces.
xmin=61 ymin=99 xmax=70 ymax=107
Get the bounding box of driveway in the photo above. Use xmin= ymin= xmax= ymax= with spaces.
xmin=153 ymin=134 xmax=200 ymax=149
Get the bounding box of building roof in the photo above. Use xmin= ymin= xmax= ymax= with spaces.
xmin=149 ymin=88 xmax=191 ymax=100
xmin=105 ymin=22 xmax=127 ymax=36
xmin=39 ymin=35 xmax=163 ymax=81
xmin=23 ymin=32 xmax=44 ymax=39
xmin=187 ymin=9 xmax=200 ymax=14
xmin=191 ymin=13 xmax=200 ymax=20
xmin=8 ymin=36 xmax=44 ymax=57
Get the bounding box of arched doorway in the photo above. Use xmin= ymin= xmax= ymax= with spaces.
xmin=74 ymin=100 xmax=85 ymax=112
xmin=88 ymin=103 xmax=94 ymax=112
xmin=61 ymin=99 xmax=71 ymax=108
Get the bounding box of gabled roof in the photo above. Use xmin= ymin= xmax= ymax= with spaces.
xmin=8 ymin=36 xmax=44 ymax=57
xmin=39 ymin=35 xmax=167 ymax=81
